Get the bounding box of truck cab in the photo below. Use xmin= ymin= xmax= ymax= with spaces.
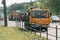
xmin=25 ymin=8 xmax=51 ymax=31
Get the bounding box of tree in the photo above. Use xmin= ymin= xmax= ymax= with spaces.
xmin=35 ymin=0 xmax=47 ymax=8
xmin=9 ymin=3 xmax=31 ymax=11
xmin=47 ymin=0 xmax=60 ymax=15
xmin=33 ymin=1 xmax=41 ymax=8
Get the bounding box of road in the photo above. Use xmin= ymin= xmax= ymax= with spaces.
xmin=48 ymin=23 xmax=60 ymax=40
xmin=36 ymin=23 xmax=60 ymax=40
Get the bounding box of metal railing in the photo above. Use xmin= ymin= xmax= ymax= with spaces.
xmin=16 ymin=21 xmax=60 ymax=40
xmin=46 ymin=25 xmax=59 ymax=40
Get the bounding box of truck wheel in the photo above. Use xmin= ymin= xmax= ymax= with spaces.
xmin=41 ymin=28 xmax=47 ymax=32
xmin=45 ymin=28 xmax=47 ymax=32
xmin=25 ymin=22 xmax=30 ymax=30
xmin=25 ymin=22 xmax=28 ymax=29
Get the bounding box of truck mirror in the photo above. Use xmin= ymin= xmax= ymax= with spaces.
xmin=28 ymin=12 xmax=30 ymax=15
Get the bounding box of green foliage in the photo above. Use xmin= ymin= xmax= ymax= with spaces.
xmin=33 ymin=1 xmax=41 ymax=8
xmin=36 ymin=0 xmax=47 ymax=8
xmin=8 ymin=0 xmax=49 ymax=12
xmin=9 ymin=3 xmax=30 ymax=11
xmin=40 ymin=4 xmax=45 ymax=9
xmin=47 ymin=0 xmax=60 ymax=15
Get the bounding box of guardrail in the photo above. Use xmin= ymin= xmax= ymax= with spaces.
xmin=17 ymin=21 xmax=45 ymax=40
xmin=0 ymin=20 xmax=4 ymax=26
xmin=47 ymin=26 xmax=59 ymax=40
xmin=17 ymin=21 xmax=59 ymax=40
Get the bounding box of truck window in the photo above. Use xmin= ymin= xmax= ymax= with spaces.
xmin=32 ymin=11 xmax=48 ymax=18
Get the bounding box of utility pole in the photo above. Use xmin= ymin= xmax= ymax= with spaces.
xmin=2 ymin=0 xmax=7 ymax=26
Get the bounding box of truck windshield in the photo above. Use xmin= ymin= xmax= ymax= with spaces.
xmin=32 ymin=11 xmax=49 ymax=18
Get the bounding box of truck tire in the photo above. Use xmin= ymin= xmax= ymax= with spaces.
xmin=25 ymin=22 xmax=30 ymax=29
xmin=41 ymin=27 xmax=47 ymax=32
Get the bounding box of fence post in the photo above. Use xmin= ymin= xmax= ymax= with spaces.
xmin=56 ymin=25 xmax=58 ymax=40
xmin=47 ymin=25 xmax=48 ymax=40
xmin=34 ymin=29 xmax=36 ymax=35
xmin=22 ymin=21 xmax=24 ymax=29
xmin=40 ymin=24 xmax=41 ymax=37
xmin=30 ymin=27 xmax=32 ymax=34
xmin=21 ymin=21 xmax=23 ymax=29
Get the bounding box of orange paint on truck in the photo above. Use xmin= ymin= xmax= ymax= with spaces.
xmin=30 ymin=8 xmax=51 ymax=25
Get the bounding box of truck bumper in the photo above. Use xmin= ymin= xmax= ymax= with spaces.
xmin=30 ymin=24 xmax=48 ymax=31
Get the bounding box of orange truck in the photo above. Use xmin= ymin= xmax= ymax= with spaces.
xmin=25 ymin=8 xmax=51 ymax=31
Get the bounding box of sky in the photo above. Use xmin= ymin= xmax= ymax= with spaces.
xmin=0 ymin=0 xmax=35 ymax=7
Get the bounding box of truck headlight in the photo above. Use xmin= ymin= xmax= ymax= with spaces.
xmin=31 ymin=23 xmax=37 ymax=27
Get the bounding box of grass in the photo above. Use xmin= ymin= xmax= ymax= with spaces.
xmin=0 ymin=27 xmax=46 ymax=40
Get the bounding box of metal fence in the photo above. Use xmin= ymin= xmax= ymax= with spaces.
xmin=0 ymin=20 xmax=4 ymax=26
xmin=46 ymin=26 xmax=60 ymax=40
xmin=16 ymin=21 xmax=60 ymax=40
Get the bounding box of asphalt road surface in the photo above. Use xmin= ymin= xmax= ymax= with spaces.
xmin=36 ymin=23 xmax=60 ymax=40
